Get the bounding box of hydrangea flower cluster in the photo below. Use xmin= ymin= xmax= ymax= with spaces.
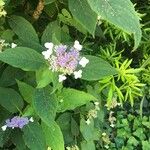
xmin=0 ymin=0 xmax=6 ymax=17
xmin=42 ymin=40 xmax=89 ymax=82
xmin=1 ymin=116 xmax=34 ymax=131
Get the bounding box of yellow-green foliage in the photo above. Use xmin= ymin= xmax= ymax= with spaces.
xmin=0 ymin=0 xmax=6 ymax=17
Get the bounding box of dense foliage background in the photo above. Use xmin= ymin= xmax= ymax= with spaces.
xmin=0 ymin=0 xmax=150 ymax=150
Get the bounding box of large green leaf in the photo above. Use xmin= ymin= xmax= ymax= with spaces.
xmin=81 ymin=141 xmax=95 ymax=150
xmin=36 ymin=67 xmax=53 ymax=88
xmin=56 ymin=113 xmax=74 ymax=144
xmin=87 ymin=0 xmax=142 ymax=49
xmin=23 ymin=123 xmax=46 ymax=150
xmin=0 ymin=66 xmax=25 ymax=87
xmin=11 ymin=130 xmax=27 ymax=150
xmin=17 ymin=80 xmax=35 ymax=104
xmin=80 ymin=118 xmax=99 ymax=141
xmin=81 ymin=55 xmax=117 ymax=80
xmin=0 ymin=87 xmax=24 ymax=113
xmin=68 ymin=0 xmax=97 ymax=35
xmin=8 ymin=15 xmax=39 ymax=43
xmin=58 ymin=88 xmax=97 ymax=112
xmin=33 ymin=86 xmax=57 ymax=125
xmin=41 ymin=21 xmax=61 ymax=45
xmin=42 ymin=121 xmax=64 ymax=150
xmin=0 ymin=47 xmax=47 ymax=71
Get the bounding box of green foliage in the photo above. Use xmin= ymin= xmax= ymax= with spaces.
xmin=0 ymin=47 xmax=47 ymax=71
xmin=42 ymin=121 xmax=64 ymax=150
xmin=33 ymin=86 xmax=57 ymax=125
xmin=0 ymin=0 xmax=149 ymax=149
xmin=81 ymin=55 xmax=117 ymax=81
xmin=0 ymin=87 xmax=24 ymax=113
xmin=58 ymin=88 xmax=97 ymax=112
xmin=87 ymin=0 xmax=142 ymax=49
xmin=68 ymin=0 xmax=97 ymax=35
xmin=23 ymin=123 xmax=47 ymax=150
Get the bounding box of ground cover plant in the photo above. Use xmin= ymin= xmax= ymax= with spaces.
xmin=0 ymin=0 xmax=150 ymax=149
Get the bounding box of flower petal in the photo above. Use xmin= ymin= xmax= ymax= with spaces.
xmin=44 ymin=42 xmax=53 ymax=50
xmin=74 ymin=40 xmax=82 ymax=51
xmin=74 ymin=70 xmax=82 ymax=79
xmin=79 ymin=57 xmax=89 ymax=67
xmin=1 ymin=125 xmax=7 ymax=131
xmin=11 ymin=43 xmax=17 ymax=48
xmin=59 ymin=74 xmax=67 ymax=82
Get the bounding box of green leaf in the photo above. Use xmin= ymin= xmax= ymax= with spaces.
xmin=81 ymin=55 xmax=117 ymax=80
xmin=8 ymin=15 xmax=39 ymax=43
xmin=23 ymin=105 xmax=35 ymax=117
xmin=0 ymin=87 xmax=24 ymax=113
xmin=56 ymin=112 xmax=74 ymax=144
xmin=80 ymin=118 xmax=99 ymax=141
xmin=142 ymin=141 xmax=150 ymax=150
xmin=36 ymin=67 xmax=53 ymax=88
xmin=17 ymin=80 xmax=35 ymax=103
xmin=133 ymin=128 xmax=146 ymax=140
xmin=33 ymin=86 xmax=57 ymax=125
xmin=127 ymin=136 xmax=139 ymax=146
xmin=42 ymin=121 xmax=64 ymax=150
xmin=81 ymin=140 xmax=95 ymax=150
xmin=58 ymin=88 xmax=97 ymax=112
xmin=0 ymin=47 xmax=47 ymax=71
xmin=71 ymin=117 xmax=79 ymax=137
xmin=11 ymin=130 xmax=27 ymax=150
xmin=41 ymin=21 xmax=61 ymax=45
xmin=23 ymin=123 xmax=46 ymax=150
xmin=45 ymin=0 xmax=55 ymax=5
xmin=87 ymin=0 xmax=141 ymax=49
xmin=58 ymin=9 xmax=87 ymax=34
xmin=0 ymin=66 xmax=25 ymax=87
xmin=68 ymin=0 xmax=97 ymax=35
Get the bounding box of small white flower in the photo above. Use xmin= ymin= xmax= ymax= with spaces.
xmin=94 ymin=102 xmax=99 ymax=106
xmin=47 ymin=147 xmax=52 ymax=150
xmin=44 ymin=42 xmax=53 ymax=50
xmin=104 ymin=145 xmax=109 ymax=149
xmin=85 ymin=119 xmax=91 ymax=125
xmin=59 ymin=74 xmax=67 ymax=82
xmin=117 ymin=103 xmax=121 ymax=106
xmin=1 ymin=125 xmax=7 ymax=131
xmin=110 ymin=123 xmax=115 ymax=128
xmin=59 ymin=99 xmax=64 ymax=103
xmin=42 ymin=49 xmax=52 ymax=60
xmin=79 ymin=57 xmax=89 ymax=67
xmin=74 ymin=70 xmax=82 ymax=79
xmin=97 ymin=15 xmax=101 ymax=20
xmin=102 ymin=132 xmax=107 ymax=136
xmin=11 ymin=43 xmax=17 ymax=48
xmin=29 ymin=117 xmax=34 ymax=122
xmin=73 ymin=40 xmax=82 ymax=51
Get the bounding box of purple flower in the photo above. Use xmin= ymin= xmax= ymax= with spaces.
xmin=51 ymin=46 xmax=80 ymax=74
xmin=42 ymin=41 xmax=89 ymax=82
xmin=1 ymin=116 xmax=34 ymax=131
